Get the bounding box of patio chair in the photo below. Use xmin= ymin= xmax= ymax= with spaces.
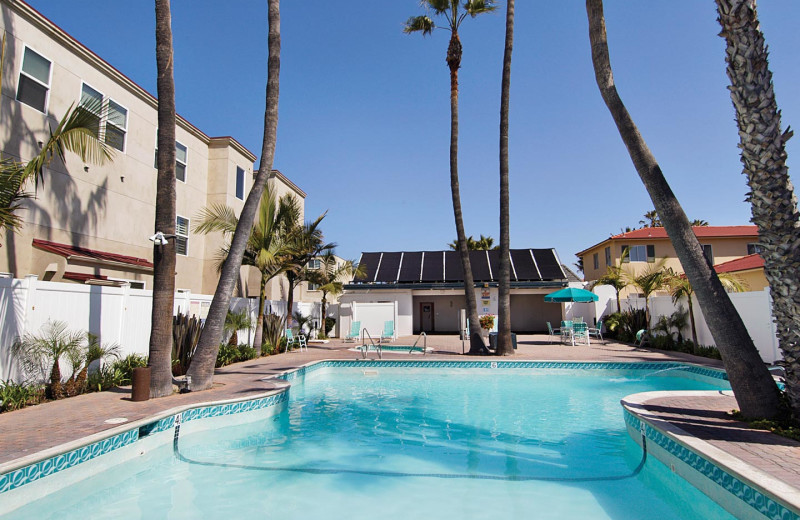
xmin=345 ymin=321 xmax=361 ymax=342
xmin=572 ymin=322 xmax=589 ymax=346
xmin=546 ymin=322 xmax=560 ymax=344
xmin=285 ymin=328 xmax=308 ymax=352
xmin=560 ymin=320 xmax=573 ymax=343
xmin=634 ymin=329 xmax=649 ymax=347
xmin=381 ymin=320 xmax=395 ymax=342
xmin=588 ymin=320 xmax=604 ymax=344
xmin=573 ymin=317 xmax=584 ymax=324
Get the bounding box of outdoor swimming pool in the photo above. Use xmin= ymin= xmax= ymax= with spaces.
xmin=3 ymin=363 xmax=739 ymax=519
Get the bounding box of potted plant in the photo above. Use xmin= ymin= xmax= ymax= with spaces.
xmin=479 ymin=314 xmax=495 ymax=337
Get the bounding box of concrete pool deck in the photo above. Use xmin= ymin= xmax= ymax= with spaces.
xmin=1 ymin=334 xmax=798 ymax=508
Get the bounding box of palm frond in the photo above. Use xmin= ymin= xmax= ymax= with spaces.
xmin=193 ymin=203 xmax=239 ymax=236
xmin=464 ymin=0 xmax=498 ymax=16
xmin=404 ymin=15 xmax=435 ymax=35
xmin=0 ymin=157 xmax=31 ymax=231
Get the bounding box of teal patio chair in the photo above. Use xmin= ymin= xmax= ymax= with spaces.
xmin=560 ymin=320 xmax=573 ymax=344
xmin=546 ymin=322 xmax=560 ymax=344
xmin=285 ymin=328 xmax=307 ymax=352
xmin=588 ymin=320 xmax=604 ymax=344
xmin=572 ymin=322 xmax=589 ymax=346
xmin=345 ymin=321 xmax=361 ymax=342
xmin=381 ymin=320 xmax=395 ymax=342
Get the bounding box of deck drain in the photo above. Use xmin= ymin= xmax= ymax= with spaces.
xmin=104 ymin=417 xmax=128 ymax=424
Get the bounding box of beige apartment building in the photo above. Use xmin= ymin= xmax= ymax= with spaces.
xmin=0 ymin=0 xmax=307 ymax=301
xmin=577 ymin=226 xmax=762 ymax=298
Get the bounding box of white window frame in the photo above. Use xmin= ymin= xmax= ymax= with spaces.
xmin=628 ymin=245 xmax=647 ymax=263
xmin=307 ymin=259 xmax=321 ymax=270
xmin=175 ymin=141 xmax=188 ymax=183
xmin=17 ymin=45 xmax=52 ymax=113
xmin=235 ymin=166 xmax=245 ymax=200
xmin=308 ymin=282 xmax=320 ymax=291
xmin=176 ymin=215 xmax=189 ymax=256
xmin=78 ymin=81 xmax=128 ymax=152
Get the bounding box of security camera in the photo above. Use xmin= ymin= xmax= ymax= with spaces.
xmin=148 ymin=232 xmax=172 ymax=246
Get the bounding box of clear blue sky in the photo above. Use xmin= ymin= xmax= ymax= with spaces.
xmin=25 ymin=1 xmax=800 ymax=271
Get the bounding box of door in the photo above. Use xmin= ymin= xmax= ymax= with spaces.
xmin=420 ymin=302 xmax=434 ymax=332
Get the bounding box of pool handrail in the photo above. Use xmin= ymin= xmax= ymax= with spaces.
xmin=359 ymin=328 xmax=382 ymax=359
xmin=410 ymin=331 xmax=427 ymax=355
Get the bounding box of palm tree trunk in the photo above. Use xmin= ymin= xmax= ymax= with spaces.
xmin=252 ymin=275 xmax=267 ymax=355
xmin=49 ymin=359 xmax=63 ymax=399
xmin=285 ymin=272 xmax=296 ymax=335
xmin=188 ymin=0 xmax=281 ymax=390
xmin=687 ymin=295 xmax=698 ymax=346
xmin=446 ymin=31 xmax=485 ymax=355
xmin=716 ymin=0 xmax=800 ymax=418
xmin=148 ymin=0 xmax=178 ymax=398
xmin=586 ymin=0 xmax=781 ymax=418
xmin=496 ymin=0 xmax=514 ymax=356
xmin=615 ymin=290 xmax=621 ymax=313
xmin=320 ymin=293 xmax=328 ymax=339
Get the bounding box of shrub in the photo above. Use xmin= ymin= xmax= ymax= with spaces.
xmin=237 ymin=345 xmax=258 ymax=362
xmin=263 ymin=314 xmax=285 ymax=354
xmin=0 ymin=380 xmax=45 ymax=412
xmin=110 ymin=354 xmax=148 ymax=387
xmin=216 ymin=343 xmax=240 ymax=367
xmin=324 ymin=317 xmax=336 ymax=336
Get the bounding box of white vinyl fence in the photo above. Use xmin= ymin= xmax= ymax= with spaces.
xmin=0 ymin=276 xmax=324 ymax=382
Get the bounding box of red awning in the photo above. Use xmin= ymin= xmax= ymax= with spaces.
xmin=62 ymin=271 xmax=109 ymax=283
xmin=33 ymin=239 xmax=153 ymax=269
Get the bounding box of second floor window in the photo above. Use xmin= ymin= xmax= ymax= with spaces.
xmin=154 ymin=139 xmax=189 ymax=182
xmin=702 ymin=244 xmax=714 ymax=265
xmin=622 ymin=244 xmax=655 ymax=263
xmin=235 ymin=166 xmax=245 ymax=200
xmin=79 ymin=83 xmax=127 ymax=152
xmin=307 ymin=259 xmax=321 ymax=270
xmin=308 ymin=282 xmax=320 ymax=291
xmin=176 ymin=216 xmax=189 ymax=256
xmin=593 ymin=253 xmax=599 ymax=270
xmin=17 ymin=46 xmax=51 ymax=113
xmin=604 ymin=246 xmax=611 ymax=266
xmin=747 ymin=243 xmax=762 ymax=255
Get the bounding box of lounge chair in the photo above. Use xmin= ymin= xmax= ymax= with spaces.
xmin=285 ymin=328 xmax=307 ymax=352
xmin=588 ymin=320 xmax=604 ymax=344
xmin=345 ymin=321 xmax=361 ymax=342
xmin=381 ymin=320 xmax=395 ymax=342
xmin=634 ymin=329 xmax=649 ymax=347
xmin=572 ymin=322 xmax=589 ymax=346
xmin=546 ymin=322 xmax=560 ymax=344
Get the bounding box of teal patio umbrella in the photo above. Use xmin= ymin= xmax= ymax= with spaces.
xmin=544 ymin=287 xmax=599 ymax=303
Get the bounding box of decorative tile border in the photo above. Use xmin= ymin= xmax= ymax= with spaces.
xmin=0 ymin=429 xmax=138 ymax=494
xmin=0 ymin=392 xmax=288 ymax=496
xmin=624 ymin=409 xmax=799 ymax=520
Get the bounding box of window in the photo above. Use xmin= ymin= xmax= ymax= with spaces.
xmin=604 ymin=246 xmax=611 ymax=266
xmin=307 ymin=259 xmax=321 ymax=270
xmin=702 ymin=244 xmax=714 ymax=265
xmin=154 ymin=138 xmax=188 ymax=181
xmin=17 ymin=46 xmax=51 ymax=112
xmin=624 ymin=244 xmax=655 ymax=263
xmin=176 ymin=216 xmax=189 ymax=256
xmin=175 ymin=142 xmax=187 ymax=182
xmin=592 ymin=253 xmax=599 ymax=270
xmin=79 ymin=83 xmax=127 ymax=151
xmin=235 ymin=166 xmax=245 ymax=200
xmin=747 ymin=243 xmax=762 ymax=255
xmin=308 ymin=282 xmax=320 ymax=291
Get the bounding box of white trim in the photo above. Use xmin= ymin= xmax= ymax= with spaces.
xmin=176 ymin=215 xmax=190 ymax=256
xmin=16 ymin=44 xmax=52 ymax=113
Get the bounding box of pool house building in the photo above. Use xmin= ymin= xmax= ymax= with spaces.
xmin=339 ymin=249 xmax=575 ymax=337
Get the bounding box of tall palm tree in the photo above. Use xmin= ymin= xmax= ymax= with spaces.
xmin=194 ymin=187 xmax=297 ymax=355
xmin=496 ymin=0 xmax=514 ymax=356
xmin=715 ymin=0 xmax=800 ymax=419
xmin=668 ymin=271 xmax=746 ymax=346
xmin=188 ymin=0 xmax=281 ymax=391
xmin=306 ymin=252 xmax=365 ymax=339
xmin=405 ymin=0 xmax=497 ymax=355
xmin=590 ymin=247 xmax=630 ymax=313
xmin=585 ymin=0 xmax=781 ymax=418
xmin=148 ymin=0 xmax=178 ymax=398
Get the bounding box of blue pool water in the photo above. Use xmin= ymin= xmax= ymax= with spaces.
xmin=4 ymin=365 xmax=736 ymax=519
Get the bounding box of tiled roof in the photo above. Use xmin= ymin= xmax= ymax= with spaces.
xmin=713 ymin=254 xmax=764 ymax=274
xmin=33 ymin=239 xmax=153 ymax=269
xmin=611 ymin=225 xmax=758 ymax=240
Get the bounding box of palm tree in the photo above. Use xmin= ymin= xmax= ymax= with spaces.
xmin=689 ymin=219 xmax=709 ymax=227
xmin=188 ymin=0 xmax=281 ymax=391
xmin=148 ymin=0 xmax=178 ymax=399
xmin=496 ymin=0 xmax=514 ymax=356
xmin=11 ymin=320 xmax=85 ymax=399
xmin=194 ymin=187 xmax=297 ymax=355
xmin=625 ymin=259 xmax=669 ymax=328
xmin=224 ymin=310 xmax=253 ymax=347
xmin=715 ymin=0 xmax=800 ymax=419
xmin=585 ymin=0 xmax=781 ymax=418
xmin=668 ymin=271 xmax=746 ymax=346
xmin=306 ymin=252 xmax=365 ymax=339
xmin=590 ymin=247 xmax=630 ymax=313
xmin=639 ymin=209 xmax=661 ymax=228
xmin=282 ymin=215 xmax=333 ymax=330
xmin=405 ymin=1 xmax=497 ymax=355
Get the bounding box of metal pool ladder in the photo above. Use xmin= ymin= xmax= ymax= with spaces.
xmin=359 ymin=328 xmax=382 ymax=359
xmin=410 ymin=331 xmax=427 ymax=355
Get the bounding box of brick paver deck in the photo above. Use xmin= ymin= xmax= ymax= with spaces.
xmin=2 ymin=334 xmax=798 ymax=504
